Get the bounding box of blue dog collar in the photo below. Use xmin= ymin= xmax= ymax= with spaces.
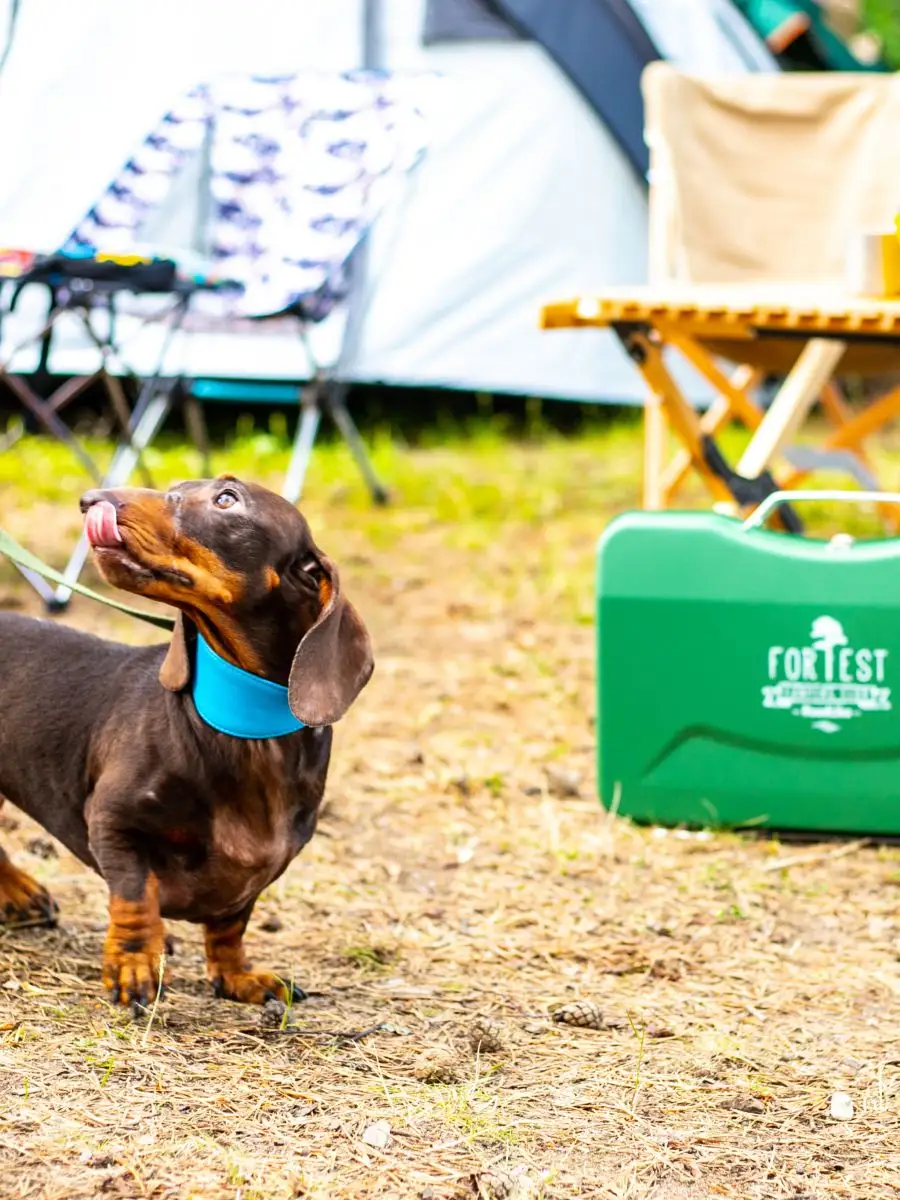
xmin=191 ymin=634 xmax=305 ymax=740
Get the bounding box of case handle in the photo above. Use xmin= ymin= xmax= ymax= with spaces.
xmin=742 ymin=490 xmax=900 ymax=532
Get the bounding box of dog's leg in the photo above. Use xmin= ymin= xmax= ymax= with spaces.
xmin=205 ymin=904 xmax=306 ymax=1006
xmin=0 ymin=842 xmax=57 ymax=927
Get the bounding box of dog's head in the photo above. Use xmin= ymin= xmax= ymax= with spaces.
xmin=80 ymin=476 xmax=373 ymax=726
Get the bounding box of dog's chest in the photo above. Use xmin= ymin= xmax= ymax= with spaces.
xmin=155 ymin=741 xmax=321 ymax=919
xmin=203 ymin=801 xmax=294 ymax=910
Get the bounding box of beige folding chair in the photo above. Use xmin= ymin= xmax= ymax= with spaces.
xmin=638 ymin=64 xmax=900 ymax=516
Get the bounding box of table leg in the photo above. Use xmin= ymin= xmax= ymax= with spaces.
xmin=817 ymin=382 xmax=900 ymax=451
xmin=616 ymin=326 xmax=737 ymax=509
xmin=656 ymin=346 xmax=762 ymax=503
xmin=643 ymin=395 xmax=667 ymax=510
xmin=736 ymin=338 xmax=846 ymax=480
xmin=660 ymin=330 xmax=763 ymax=430
xmin=781 ymin=380 xmax=900 ymax=532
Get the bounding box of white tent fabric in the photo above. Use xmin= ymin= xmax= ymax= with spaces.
xmin=0 ymin=0 xmax=770 ymax=404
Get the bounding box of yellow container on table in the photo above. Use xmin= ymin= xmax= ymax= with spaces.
xmin=845 ymin=225 xmax=900 ymax=297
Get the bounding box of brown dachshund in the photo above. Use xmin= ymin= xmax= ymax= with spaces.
xmin=0 ymin=476 xmax=373 ymax=1010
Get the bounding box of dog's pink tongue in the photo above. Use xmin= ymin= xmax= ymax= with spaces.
xmin=85 ymin=501 xmax=122 ymax=548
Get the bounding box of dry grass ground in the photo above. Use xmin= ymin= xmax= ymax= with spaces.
xmin=2 ymin=418 xmax=900 ymax=1200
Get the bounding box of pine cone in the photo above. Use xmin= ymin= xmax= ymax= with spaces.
xmin=468 ymin=1015 xmax=506 ymax=1054
xmin=472 ymin=1168 xmax=537 ymax=1200
xmin=473 ymin=1171 xmax=515 ymax=1200
xmin=259 ymin=997 xmax=288 ymax=1029
xmin=552 ymin=1000 xmax=604 ymax=1029
xmin=414 ymin=1052 xmax=462 ymax=1084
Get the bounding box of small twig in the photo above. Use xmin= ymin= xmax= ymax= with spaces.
xmin=762 ymin=838 xmax=870 ymax=873
xmin=604 ymin=780 xmax=623 ymax=826
xmin=333 ymin=1022 xmax=389 ymax=1043
xmin=0 ymin=917 xmax=59 ymax=935
xmin=0 ymin=417 xmax=24 ymax=453
xmin=280 ymin=972 xmax=297 ymax=1031
xmin=243 ymin=1021 xmax=389 ymax=1042
xmin=140 ymin=953 xmax=167 ymax=1047
xmin=626 ymin=1011 xmax=646 ymax=1114
xmin=117 ymin=1152 xmax=149 ymax=1198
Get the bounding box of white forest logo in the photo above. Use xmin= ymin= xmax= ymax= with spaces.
xmin=762 ymin=615 xmax=891 ymax=734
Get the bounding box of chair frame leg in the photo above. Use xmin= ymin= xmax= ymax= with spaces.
xmin=0 ymin=365 xmax=104 ymax=483
xmin=11 ymin=562 xmax=56 ymax=605
xmin=325 ymin=380 xmax=388 ymax=506
xmin=182 ymin=389 xmax=213 ymax=478
xmin=294 ymin=312 xmax=388 ymax=506
xmin=282 ymin=383 xmax=323 ymax=506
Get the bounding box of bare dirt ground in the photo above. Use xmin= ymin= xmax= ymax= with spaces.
xmin=1 ymin=427 xmax=900 ymax=1199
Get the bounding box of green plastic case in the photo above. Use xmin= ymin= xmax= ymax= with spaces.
xmin=596 ymin=492 xmax=900 ymax=834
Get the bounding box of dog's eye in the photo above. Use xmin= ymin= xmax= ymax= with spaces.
xmin=213 ymin=490 xmax=239 ymax=510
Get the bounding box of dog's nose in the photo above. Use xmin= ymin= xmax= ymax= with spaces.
xmin=80 ymin=490 xmax=119 ymax=514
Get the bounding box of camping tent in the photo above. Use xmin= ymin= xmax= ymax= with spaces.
xmin=0 ymin=0 xmax=776 ymax=406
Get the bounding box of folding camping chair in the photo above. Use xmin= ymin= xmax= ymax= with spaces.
xmin=60 ymin=67 xmax=429 ymax=512
xmin=542 ymin=64 xmax=900 ymax=528
xmin=644 ymin=64 xmax=900 ymax=514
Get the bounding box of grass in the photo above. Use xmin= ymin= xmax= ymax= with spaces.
xmin=2 ymin=415 xmax=900 ymax=1197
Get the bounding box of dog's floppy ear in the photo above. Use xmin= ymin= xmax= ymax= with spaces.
xmin=288 ymin=555 xmax=374 ymax=726
xmin=159 ymin=612 xmax=193 ymax=692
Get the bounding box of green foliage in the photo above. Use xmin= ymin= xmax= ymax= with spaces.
xmin=0 ymin=415 xmax=646 ymax=626
xmin=863 ymin=0 xmax=900 ymax=66
xmin=4 ymin=410 xmax=896 ymax=636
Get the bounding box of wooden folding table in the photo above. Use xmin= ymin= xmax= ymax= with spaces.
xmin=541 ymin=284 xmax=900 ymax=523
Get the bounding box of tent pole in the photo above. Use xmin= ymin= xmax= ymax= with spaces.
xmin=318 ymin=0 xmax=389 ymax=504
xmin=363 ymin=0 xmax=383 ymax=67
xmin=0 ymin=0 xmax=20 ymax=78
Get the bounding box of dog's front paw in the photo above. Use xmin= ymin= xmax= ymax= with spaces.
xmin=103 ymin=942 xmax=168 ymax=1010
xmin=102 ymin=927 xmax=169 ymax=1011
xmin=209 ymin=967 xmax=306 ymax=1006
xmin=0 ymin=860 xmax=58 ymax=926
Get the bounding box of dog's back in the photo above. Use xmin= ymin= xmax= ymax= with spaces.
xmin=0 ymin=613 xmax=164 ymax=859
